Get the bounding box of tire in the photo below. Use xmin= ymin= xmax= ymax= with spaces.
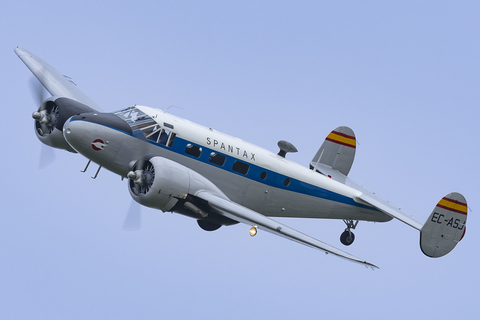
xmin=340 ymin=230 xmax=355 ymax=246
xmin=197 ymin=220 xmax=222 ymax=231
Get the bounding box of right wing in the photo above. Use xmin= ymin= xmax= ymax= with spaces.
xmin=196 ymin=190 xmax=378 ymax=269
xmin=15 ymin=47 xmax=102 ymax=111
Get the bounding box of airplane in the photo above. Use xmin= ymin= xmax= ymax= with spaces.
xmin=15 ymin=47 xmax=468 ymax=269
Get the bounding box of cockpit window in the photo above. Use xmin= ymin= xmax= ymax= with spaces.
xmin=156 ymin=129 xmax=175 ymax=147
xmin=114 ymin=106 xmax=176 ymax=147
xmin=114 ymin=106 xmax=156 ymax=131
xmin=144 ymin=124 xmax=161 ymax=141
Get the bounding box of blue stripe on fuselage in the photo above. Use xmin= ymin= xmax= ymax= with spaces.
xmin=72 ymin=118 xmax=375 ymax=211
xmin=168 ymin=136 xmax=370 ymax=210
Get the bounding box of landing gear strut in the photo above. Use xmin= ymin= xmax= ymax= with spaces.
xmin=340 ymin=219 xmax=358 ymax=246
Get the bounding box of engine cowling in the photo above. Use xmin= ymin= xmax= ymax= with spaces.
xmin=33 ymin=96 xmax=96 ymax=152
xmin=127 ymin=156 xmax=228 ymax=212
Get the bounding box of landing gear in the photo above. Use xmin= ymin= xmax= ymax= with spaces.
xmin=340 ymin=230 xmax=355 ymax=246
xmin=340 ymin=219 xmax=358 ymax=246
xmin=197 ymin=220 xmax=222 ymax=231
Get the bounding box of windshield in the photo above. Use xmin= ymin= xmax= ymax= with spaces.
xmin=114 ymin=106 xmax=156 ymax=131
xmin=113 ymin=106 xmax=176 ymax=147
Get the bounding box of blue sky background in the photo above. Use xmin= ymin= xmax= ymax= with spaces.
xmin=1 ymin=1 xmax=479 ymax=319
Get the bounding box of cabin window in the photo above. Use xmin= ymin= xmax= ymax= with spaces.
xmin=185 ymin=143 xmax=202 ymax=158
xmin=232 ymin=161 xmax=249 ymax=175
xmin=284 ymin=177 xmax=291 ymax=187
xmin=260 ymin=172 xmax=267 ymax=180
xmin=209 ymin=152 xmax=226 ymax=166
xmin=167 ymin=133 xmax=176 ymax=147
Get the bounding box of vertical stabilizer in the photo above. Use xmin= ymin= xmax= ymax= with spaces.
xmin=420 ymin=192 xmax=467 ymax=258
xmin=310 ymin=126 xmax=356 ymax=181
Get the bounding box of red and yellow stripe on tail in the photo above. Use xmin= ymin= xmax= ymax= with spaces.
xmin=326 ymin=131 xmax=356 ymax=149
xmin=436 ymin=197 xmax=468 ymax=215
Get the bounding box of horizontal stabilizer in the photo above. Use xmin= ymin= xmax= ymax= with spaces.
xmin=420 ymin=193 xmax=467 ymax=258
xmin=311 ymin=126 xmax=356 ymax=181
xmin=355 ymin=192 xmax=423 ymax=230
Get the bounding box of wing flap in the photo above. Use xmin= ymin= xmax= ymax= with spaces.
xmin=196 ymin=191 xmax=378 ymax=269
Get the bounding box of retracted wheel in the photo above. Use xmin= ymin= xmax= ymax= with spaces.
xmin=340 ymin=230 xmax=355 ymax=246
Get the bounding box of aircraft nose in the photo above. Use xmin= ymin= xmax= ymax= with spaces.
xmin=63 ymin=116 xmax=92 ymax=153
xmin=63 ymin=112 xmax=133 ymax=155
xmin=63 ymin=112 xmax=132 ymax=153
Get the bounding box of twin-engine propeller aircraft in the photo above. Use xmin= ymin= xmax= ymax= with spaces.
xmin=16 ymin=47 xmax=468 ymax=269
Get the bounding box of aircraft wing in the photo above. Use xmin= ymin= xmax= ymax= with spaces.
xmin=15 ymin=47 xmax=102 ymax=111
xmin=195 ymin=190 xmax=378 ymax=269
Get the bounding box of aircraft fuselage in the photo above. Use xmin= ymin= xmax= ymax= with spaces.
xmin=63 ymin=105 xmax=390 ymax=223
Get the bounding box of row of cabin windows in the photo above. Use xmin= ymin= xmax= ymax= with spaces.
xmin=185 ymin=143 xmax=248 ymax=174
xmin=184 ymin=143 xmax=291 ymax=186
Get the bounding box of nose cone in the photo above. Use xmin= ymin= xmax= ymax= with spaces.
xmin=64 ymin=112 xmax=132 ymax=153
xmin=63 ymin=112 xmax=133 ymax=175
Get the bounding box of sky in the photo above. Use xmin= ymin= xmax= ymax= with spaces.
xmin=1 ymin=1 xmax=479 ymax=319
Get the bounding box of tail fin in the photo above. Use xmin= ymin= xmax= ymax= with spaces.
xmin=310 ymin=126 xmax=356 ymax=182
xmin=420 ymin=192 xmax=467 ymax=257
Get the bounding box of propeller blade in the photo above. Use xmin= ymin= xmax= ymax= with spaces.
xmin=38 ymin=144 xmax=56 ymax=169
xmin=28 ymin=76 xmax=46 ymax=106
xmin=122 ymin=200 xmax=141 ymax=231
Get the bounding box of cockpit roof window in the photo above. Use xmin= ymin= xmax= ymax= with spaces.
xmin=114 ymin=106 xmax=156 ymax=131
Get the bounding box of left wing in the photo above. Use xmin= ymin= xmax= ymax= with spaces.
xmin=195 ymin=190 xmax=378 ymax=269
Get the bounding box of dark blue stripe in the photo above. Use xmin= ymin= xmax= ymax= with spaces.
xmin=72 ymin=119 xmax=375 ymax=211
xmin=140 ymin=131 xmax=373 ymax=210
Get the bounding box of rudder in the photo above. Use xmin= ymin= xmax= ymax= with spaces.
xmin=420 ymin=192 xmax=467 ymax=258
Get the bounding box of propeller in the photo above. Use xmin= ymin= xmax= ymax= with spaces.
xmin=127 ymin=158 xmax=155 ymax=196
xmin=122 ymin=200 xmax=142 ymax=231
xmin=122 ymin=126 xmax=154 ymax=230
xmin=38 ymin=144 xmax=56 ymax=169
xmin=28 ymin=76 xmax=46 ymax=105
xmin=28 ymin=76 xmax=57 ymax=169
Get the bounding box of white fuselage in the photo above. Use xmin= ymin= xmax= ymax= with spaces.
xmin=64 ymin=105 xmax=390 ymax=222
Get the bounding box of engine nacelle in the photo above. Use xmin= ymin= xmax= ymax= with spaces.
xmin=33 ymin=96 xmax=96 ymax=152
xmin=128 ymin=156 xmax=227 ymax=212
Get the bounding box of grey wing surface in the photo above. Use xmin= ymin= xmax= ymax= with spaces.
xmin=15 ymin=47 xmax=102 ymax=111
xmin=196 ymin=191 xmax=378 ymax=269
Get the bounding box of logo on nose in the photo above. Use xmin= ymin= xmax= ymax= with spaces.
xmin=92 ymin=139 xmax=106 ymax=151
